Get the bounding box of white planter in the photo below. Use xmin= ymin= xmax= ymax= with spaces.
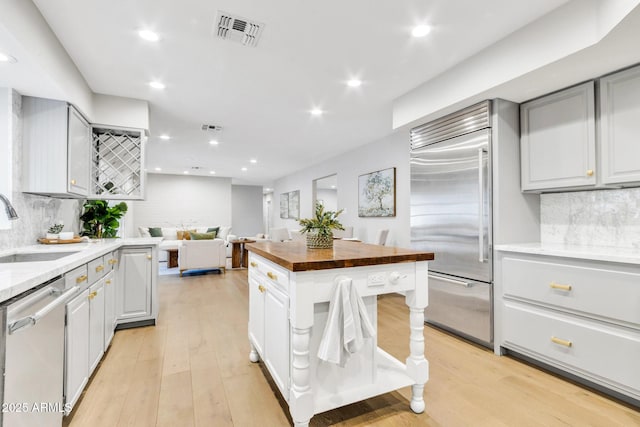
xmin=59 ymin=232 xmax=74 ymax=240
xmin=45 ymin=233 xmax=59 ymax=240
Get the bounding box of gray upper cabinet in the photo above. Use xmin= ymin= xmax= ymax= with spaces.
xmin=520 ymin=82 xmax=596 ymax=192
xmin=23 ymin=97 xmax=91 ymax=198
xmin=599 ymin=65 xmax=640 ymax=186
xmin=22 ymin=96 xmax=146 ymax=200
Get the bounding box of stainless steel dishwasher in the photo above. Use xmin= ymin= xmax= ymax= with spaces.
xmin=0 ymin=276 xmax=78 ymax=426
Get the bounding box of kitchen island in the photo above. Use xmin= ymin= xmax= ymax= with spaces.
xmin=245 ymin=240 xmax=434 ymax=426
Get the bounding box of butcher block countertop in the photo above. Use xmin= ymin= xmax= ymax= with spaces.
xmin=245 ymin=240 xmax=434 ymax=272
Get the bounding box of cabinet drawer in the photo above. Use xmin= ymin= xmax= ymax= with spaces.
xmin=65 ymin=265 xmax=88 ymax=290
xmin=249 ymin=254 xmax=289 ymax=293
xmin=502 ymin=256 xmax=640 ymax=327
xmin=503 ymin=302 xmax=640 ymax=397
xmin=106 ymin=251 xmax=119 ymax=270
xmin=88 ymin=256 xmax=106 ymax=283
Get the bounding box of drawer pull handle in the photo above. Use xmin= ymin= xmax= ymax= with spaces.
xmin=70 ymin=179 xmax=77 ymax=185
xmin=76 ymin=275 xmax=88 ymax=283
xmin=551 ymin=336 xmax=572 ymax=347
xmin=108 ymin=259 xmax=117 ymax=265
xmin=95 ymin=265 xmax=104 ymax=272
xmin=250 ymin=262 xmax=257 ymax=267
xmin=267 ymin=272 xmax=277 ymax=281
xmin=88 ymin=291 xmax=97 ymax=300
xmin=586 ymin=169 xmax=594 ymax=177
xmin=550 ymin=282 xmax=572 ymax=291
xmin=147 ymin=255 xmax=152 ymax=260
xmin=105 ymin=280 xmax=111 ymax=285
xmin=258 ymin=284 xmax=266 ymax=293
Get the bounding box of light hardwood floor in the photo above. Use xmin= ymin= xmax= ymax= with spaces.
xmin=63 ymin=269 xmax=640 ymax=427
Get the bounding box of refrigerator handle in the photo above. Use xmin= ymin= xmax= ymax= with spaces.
xmin=478 ymin=148 xmax=487 ymax=263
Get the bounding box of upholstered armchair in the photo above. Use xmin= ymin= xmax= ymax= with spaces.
xmin=178 ymin=239 xmax=226 ymax=276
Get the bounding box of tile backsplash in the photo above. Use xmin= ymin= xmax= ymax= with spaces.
xmin=0 ymin=90 xmax=82 ymax=251
xmin=541 ymin=188 xmax=640 ymax=248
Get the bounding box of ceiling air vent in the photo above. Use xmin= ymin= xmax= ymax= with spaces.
xmin=201 ymin=124 xmax=223 ymax=132
xmin=215 ymin=11 xmax=264 ymax=47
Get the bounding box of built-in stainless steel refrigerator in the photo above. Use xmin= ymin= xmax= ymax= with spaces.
xmin=410 ymin=101 xmax=493 ymax=347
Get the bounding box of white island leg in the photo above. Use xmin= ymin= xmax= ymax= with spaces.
xmin=405 ymin=261 xmax=429 ymax=413
xmin=249 ymin=341 xmax=259 ymax=363
xmin=290 ymin=327 xmax=314 ymax=426
xmin=289 ymin=279 xmax=315 ymax=427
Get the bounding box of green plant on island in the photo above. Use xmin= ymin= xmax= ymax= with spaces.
xmin=80 ymin=200 xmax=128 ymax=239
xmin=299 ymin=202 xmax=344 ymax=237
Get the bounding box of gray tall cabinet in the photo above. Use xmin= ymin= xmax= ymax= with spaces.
xmin=600 ymin=65 xmax=640 ymax=185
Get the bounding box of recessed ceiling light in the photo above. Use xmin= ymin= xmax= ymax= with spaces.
xmin=0 ymin=52 xmax=17 ymax=63
xmin=209 ymin=139 xmax=219 ymax=146
xmin=331 ymin=185 xmax=336 ymax=189
xmin=138 ymin=30 xmax=160 ymax=42
xmin=250 ymin=159 xmax=257 ymax=164
xmin=155 ymin=167 xmax=162 ymax=171
xmin=159 ymin=134 xmax=170 ymax=140
xmin=149 ymin=81 xmax=165 ymax=89
xmin=265 ymin=188 xmax=272 ymax=192
xmin=241 ymin=167 xmax=248 ymax=172
xmin=310 ymin=108 xmax=323 ymax=116
xmin=183 ymin=171 xmax=189 ymax=174
xmin=411 ymin=25 xmax=431 ymax=38
xmin=209 ymin=171 xmax=216 ymax=175
xmin=347 ymin=79 xmax=362 ymax=88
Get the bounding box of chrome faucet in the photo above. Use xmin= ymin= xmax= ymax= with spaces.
xmin=0 ymin=193 xmax=18 ymax=220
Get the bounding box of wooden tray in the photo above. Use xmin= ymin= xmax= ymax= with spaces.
xmin=38 ymin=237 xmax=83 ymax=244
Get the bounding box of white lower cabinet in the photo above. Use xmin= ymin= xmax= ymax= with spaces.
xmin=117 ymin=248 xmax=153 ymax=322
xmin=62 ymin=246 xmax=157 ymax=417
xmin=248 ymin=257 xmax=290 ymax=400
xmin=263 ymin=283 xmax=290 ymax=398
xmin=248 ymin=276 xmax=265 ymax=358
xmin=104 ymin=270 xmax=116 ymax=348
xmin=88 ymin=279 xmax=105 ymax=374
xmin=64 ymin=289 xmax=90 ymax=414
xmin=497 ymin=251 xmax=640 ymax=402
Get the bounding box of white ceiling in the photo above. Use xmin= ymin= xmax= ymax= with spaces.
xmin=17 ymin=0 xmax=568 ymax=186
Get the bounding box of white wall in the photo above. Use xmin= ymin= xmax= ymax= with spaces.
xmin=393 ymin=0 xmax=640 ymax=129
xmin=0 ymin=0 xmax=94 ymax=117
xmin=231 ymin=185 xmax=264 ymax=237
xmin=316 ymin=188 xmax=337 ymax=211
xmin=92 ymin=94 xmax=149 ymax=130
xmin=131 ymin=174 xmax=232 ymax=233
xmin=272 ymin=130 xmax=411 ymax=247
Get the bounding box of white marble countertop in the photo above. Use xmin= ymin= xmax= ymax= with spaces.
xmin=0 ymin=237 xmax=162 ymax=303
xmin=495 ymin=242 xmax=640 ymax=265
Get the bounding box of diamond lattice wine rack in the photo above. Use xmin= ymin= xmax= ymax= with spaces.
xmin=91 ymin=126 xmax=146 ymax=200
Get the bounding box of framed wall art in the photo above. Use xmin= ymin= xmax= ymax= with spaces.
xmin=288 ymin=190 xmax=300 ymax=220
xmin=358 ymin=167 xmax=396 ymax=217
xmin=280 ymin=193 xmax=289 ymax=219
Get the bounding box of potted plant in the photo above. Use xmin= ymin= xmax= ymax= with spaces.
xmin=299 ymin=202 xmax=344 ymax=249
xmin=46 ymin=222 xmax=64 ymax=240
xmin=80 ymin=200 xmax=128 ymax=239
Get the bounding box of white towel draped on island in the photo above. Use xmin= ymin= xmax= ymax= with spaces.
xmin=317 ymin=275 xmax=376 ymax=367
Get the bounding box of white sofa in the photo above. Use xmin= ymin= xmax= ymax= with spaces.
xmin=137 ymin=225 xmax=236 ymax=261
xmin=178 ymin=239 xmax=226 ymax=276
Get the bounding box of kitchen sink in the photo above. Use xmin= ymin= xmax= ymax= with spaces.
xmin=0 ymin=251 xmax=80 ymax=263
